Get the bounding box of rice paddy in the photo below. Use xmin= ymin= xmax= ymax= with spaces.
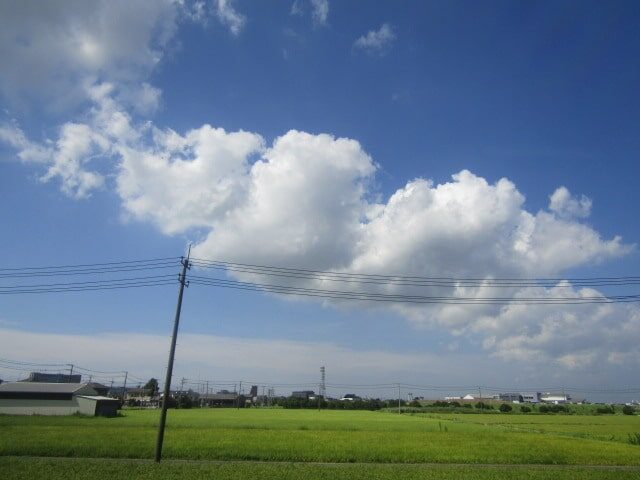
xmin=2 ymin=408 xmax=639 ymax=479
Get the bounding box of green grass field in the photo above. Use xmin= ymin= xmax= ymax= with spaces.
xmin=2 ymin=409 xmax=640 ymax=479
xmin=426 ymin=412 xmax=640 ymax=443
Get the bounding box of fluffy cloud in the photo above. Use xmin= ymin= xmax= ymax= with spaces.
xmin=193 ymin=130 xmax=375 ymax=267
xmin=354 ymin=24 xmax=396 ymax=54
xmin=0 ymin=0 xmax=179 ymax=109
xmin=0 ymin=119 xmax=108 ymax=199
xmin=117 ymin=124 xmax=264 ymax=234
xmin=478 ymin=284 xmax=640 ymax=368
xmin=549 ymin=186 xmax=592 ymax=219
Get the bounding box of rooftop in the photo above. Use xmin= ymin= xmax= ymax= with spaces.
xmin=0 ymin=382 xmax=92 ymax=394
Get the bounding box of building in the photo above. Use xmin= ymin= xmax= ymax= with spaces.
xmin=292 ymin=390 xmax=315 ymax=400
xmin=521 ymin=392 xmax=541 ymax=403
xmin=498 ymin=393 xmax=523 ymax=403
xmin=340 ymin=394 xmax=361 ymax=401
xmin=0 ymin=382 xmax=119 ymax=416
xmin=25 ymin=372 xmax=82 ymax=383
xmin=540 ymin=392 xmax=571 ymax=404
xmin=124 ymin=387 xmax=159 ymax=407
xmin=86 ymin=382 xmax=109 ymax=396
xmin=199 ymin=391 xmax=242 ymax=407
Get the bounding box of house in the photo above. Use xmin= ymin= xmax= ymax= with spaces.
xmin=86 ymin=382 xmax=109 ymax=396
xmin=0 ymin=382 xmax=119 ymax=416
xmin=124 ymin=387 xmax=159 ymax=407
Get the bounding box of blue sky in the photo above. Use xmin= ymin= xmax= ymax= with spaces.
xmin=0 ymin=1 xmax=639 ymax=401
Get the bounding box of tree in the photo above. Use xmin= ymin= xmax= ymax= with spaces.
xmin=144 ymin=378 xmax=159 ymax=395
xmin=176 ymin=393 xmax=193 ymax=409
xmin=499 ymin=403 xmax=513 ymax=413
xmin=622 ymin=405 xmax=635 ymax=415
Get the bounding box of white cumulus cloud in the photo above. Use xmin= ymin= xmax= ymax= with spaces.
xmin=549 ymin=186 xmax=592 ymax=219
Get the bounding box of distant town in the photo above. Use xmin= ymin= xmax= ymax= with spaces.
xmin=1 ymin=371 xmax=638 ymax=417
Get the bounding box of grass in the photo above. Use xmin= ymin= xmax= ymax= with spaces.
xmin=3 ymin=457 xmax=640 ymax=480
xmin=424 ymin=412 xmax=640 ymax=443
xmin=1 ymin=409 xmax=640 ymax=466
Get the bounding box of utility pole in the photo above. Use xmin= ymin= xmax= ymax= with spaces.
xmin=318 ymin=366 xmax=325 ymax=411
xmin=155 ymin=249 xmax=190 ymax=463
xmin=478 ymin=386 xmax=482 ymax=411
xmin=68 ymin=364 xmax=74 ymax=382
xmin=397 ymin=384 xmax=401 ymax=414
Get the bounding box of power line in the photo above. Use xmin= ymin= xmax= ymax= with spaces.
xmin=190 ymin=258 xmax=640 ymax=288
xmin=0 ymin=275 xmax=178 ymax=295
xmin=0 ymin=257 xmax=180 ymax=272
xmin=0 ymin=263 xmax=179 ymax=279
xmin=188 ymin=275 xmax=640 ymax=305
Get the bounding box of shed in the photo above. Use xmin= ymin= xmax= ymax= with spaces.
xmin=76 ymin=395 xmax=120 ymax=417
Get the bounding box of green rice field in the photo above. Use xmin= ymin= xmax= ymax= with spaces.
xmin=2 ymin=409 xmax=640 ymax=479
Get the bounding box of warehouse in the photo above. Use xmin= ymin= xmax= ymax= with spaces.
xmin=0 ymin=382 xmax=119 ymax=416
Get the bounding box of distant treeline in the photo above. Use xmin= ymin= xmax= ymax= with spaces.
xmin=274 ymin=398 xmax=636 ymax=415
xmin=274 ymin=397 xmax=406 ymax=410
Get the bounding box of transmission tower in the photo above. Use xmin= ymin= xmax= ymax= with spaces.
xmin=319 ymin=366 xmax=326 ymax=398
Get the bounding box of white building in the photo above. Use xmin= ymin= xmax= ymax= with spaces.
xmin=540 ymin=392 xmax=571 ymax=404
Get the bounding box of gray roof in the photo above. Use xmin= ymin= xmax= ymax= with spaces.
xmin=0 ymin=382 xmax=94 ymax=394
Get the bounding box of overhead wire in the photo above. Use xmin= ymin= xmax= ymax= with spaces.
xmin=190 ymin=258 xmax=640 ymax=288
xmin=188 ymin=275 xmax=640 ymax=305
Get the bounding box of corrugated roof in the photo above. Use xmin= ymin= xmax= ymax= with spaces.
xmin=0 ymin=382 xmax=93 ymax=394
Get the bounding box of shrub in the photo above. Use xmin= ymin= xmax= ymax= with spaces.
xmin=622 ymin=405 xmax=636 ymax=416
xmin=499 ymin=403 xmax=512 ymax=413
xmin=538 ymin=405 xmax=549 ymax=413
xmin=596 ymin=405 xmax=615 ymax=414
xmin=628 ymin=433 xmax=640 ymax=446
xmin=548 ymin=404 xmax=568 ymax=413
xmin=520 ymin=405 xmax=531 ymax=413
xmin=475 ymin=402 xmax=492 ymax=410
